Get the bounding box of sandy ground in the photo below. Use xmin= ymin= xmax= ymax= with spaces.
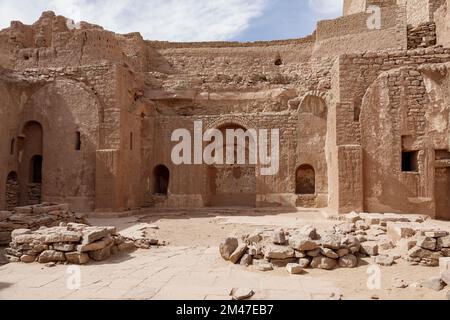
xmin=1 ymin=208 xmax=449 ymax=300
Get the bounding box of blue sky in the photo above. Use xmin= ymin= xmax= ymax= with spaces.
xmin=0 ymin=0 xmax=343 ymax=41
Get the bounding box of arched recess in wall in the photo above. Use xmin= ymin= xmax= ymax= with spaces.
xmin=18 ymin=121 xmax=43 ymax=205
xmin=5 ymin=171 xmax=19 ymax=210
xmin=296 ymin=165 xmax=316 ymax=195
xmin=20 ymin=80 xmax=101 ymax=210
xmin=153 ymin=165 xmax=170 ymax=195
xmin=296 ymin=93 xmax=328 ymax=200
xmin=206 ymin=122 xmax=257 ymax=207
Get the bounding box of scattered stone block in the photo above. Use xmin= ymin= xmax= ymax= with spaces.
xmin=289 ymin=236 xmax=319 ymax=251
xmin=77 ymin=236 xmax=114 ymax=252
xmin=335 ymin=223 xmax=355 ymax=234
xmin=306 ymin=248 xmax=321 ymax=257
xmin=360 ymin=242 xmax=379 ymax=256
xmin=310 ymin=256 xmax=337 ymax=270
xmin=375 ymin=255 xmax=395 ymax=266
xmin=387 ymin=223 xmax=415 ymax=242
xmin=344 ymin=212 xmax=362 ymax=223
xmin=298 ymin=225 xmax=319 ymax=240
xmin=320 ymin=248 xmax=339 ymax=259
xmin=20 ymin=254 xmax=36 ymax=263
xmin=118 ymin=241 xmax=137 ymax=252
xmin=356 ymin=220 xmax=370 ymax=231
xmin=272 ymin=228 xmax=286 ymax=245
xmin=298 ymin=258 xmax=311 ymax=268
xmin=230 ymin=288 xmax=254 ymax=301
xmin=81 ymin=227 xmax=113 ymax=245
xmin=88 ymin=244 xmax=112 ymax=261
xmin=416 ymin=236 xmax=437 ymax=251
xmin=52 ymin=243 xmax=75 ymax=252
xmin=254 ymin=261 xmax=273 ymax=272
xmin=65 ymin=252 xmax=90 ymax=265
xmin=44 ymin=230 xmax=81 ymax=244
xmin=263 ymin=245 xmax=294 ymax=259
xmin=240 ymin=254 xmax=252 ymax=266
xmin=270 ymin=258 xmax=297 ymax=267
xmin=11 ymin=229 xmax=31 ymax=239
xmin=38 ymin=250 xmax=66 ymax=264
xmin=286 ymin=263 xmax=303 ymax=275
xmin=338 ymin=254 xmax=358 ymax=268
xmin=230 ymin=244 xmax=248 ymax=264
xmin=337 ymin=248 xmax=349 ymax=257
xmin=424 ymin=231 xmax=448 ymax=238
xmin=220 ymin=237 xmax=238 ymax=261
xmin=321 ymin=233 xmax=342 ymax=250
xmin=245 ymin=231 xmax=262 ymax=245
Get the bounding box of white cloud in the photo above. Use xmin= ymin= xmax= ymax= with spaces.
xmin=0 ymin=0 xmax=269 ymax=41
xmin=308 ymin=0 xmax=343 ymax=15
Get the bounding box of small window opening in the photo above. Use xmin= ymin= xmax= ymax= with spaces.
xmin=10 ymin=138 xmax=15 ymax=155
xmin=130 ymin=132 xmax=133 ymax=151
xmin=402 ymin=151 xmax=419 ymax=172
xmin=75 ymin=131 xmax=81 ymax=150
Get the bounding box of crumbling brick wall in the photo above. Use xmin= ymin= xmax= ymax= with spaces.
xmin=407 ymin=22 xmax=437 ymax=49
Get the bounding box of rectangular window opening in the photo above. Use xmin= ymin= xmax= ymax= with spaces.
xmin=75 ymin=131 xmax=81 ymax=151
xmin=402 ymin=151 xmax=419 ymax=172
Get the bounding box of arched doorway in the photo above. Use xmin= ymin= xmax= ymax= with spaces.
xmin=154 ymin=165 xmax=170 ymax=195
xmin=296 ymin=165 xmax=316 ymax=195
xmin=19 ymin=121 xmax=43 ymax=205
xmin=5 ymin=171 xmax=19 ymax=210
xmin=207 ymin=123 xmax=256 ymax=207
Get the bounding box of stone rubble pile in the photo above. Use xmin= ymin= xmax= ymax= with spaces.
xmin=4 ymin=222 xmax=159 ymax=265
xmin=386 ymin=224 xmax=450 ymax=267
xmin=0 ymin=203 xmax=88 ymax=246
xmin=219 ymin=211 xmax=450 ymax=274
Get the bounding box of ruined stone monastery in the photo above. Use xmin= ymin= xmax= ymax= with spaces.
xmin=0 ymin=0 xmax=449 ymax=219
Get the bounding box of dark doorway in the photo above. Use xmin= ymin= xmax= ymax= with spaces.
xmin=296 ymin=164 xmax=316 ymax=195
xmin=30 ymin=155 xmax=43 ymax=183
xmin=154 ymin=165 xmax=170 ymax=195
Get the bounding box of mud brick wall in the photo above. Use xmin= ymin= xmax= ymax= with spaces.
xmin=408 ymin=22 xmax=437 ymax=49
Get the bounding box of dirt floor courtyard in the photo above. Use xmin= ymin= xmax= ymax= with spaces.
xmin=1 ymin=208 xmax=449 ymax=300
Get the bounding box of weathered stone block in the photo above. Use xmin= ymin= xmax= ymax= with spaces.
xmin=20 ymin=255 xmax=36 ymax=263
xmin=360 ymin=242 xmax=379 ymax=256
xmin=88 ymin=244 xmax=112 ymax=261
xmin=65 ymin=252 xmax=90 ymax=265
xmin=289 ymin=236 xmax=319 ymax=251
xmin=416 ymin=236 xmax=437 ymax=251
xmin=52 ymin=243 xmax=75 ymax=252
xmin=229 ymin=244 xmax=248 ymax=264
xmin=38 ymin=250 xmax=66 ymax=263
xmin=286 ymin=263 xmax=303 ymax=275
xmin=338 ymin=254 xmax=358 ymax=268
xmin=220 ymin=237 xmax=238 ymax=261
xmin=263 ymin=245 xmax=294 ymax=260
xmin=76 ymin=236 xmax=113 ymax=252
xmin=272 ymin=229 xmax=286 ymax=245
xmin=310 ymin=256 xmax=337 ymax=270
xmin=387 ymin=223 xmax=415 ymax=242
xmin=81 ymin=227 xmax=113 ymax=245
